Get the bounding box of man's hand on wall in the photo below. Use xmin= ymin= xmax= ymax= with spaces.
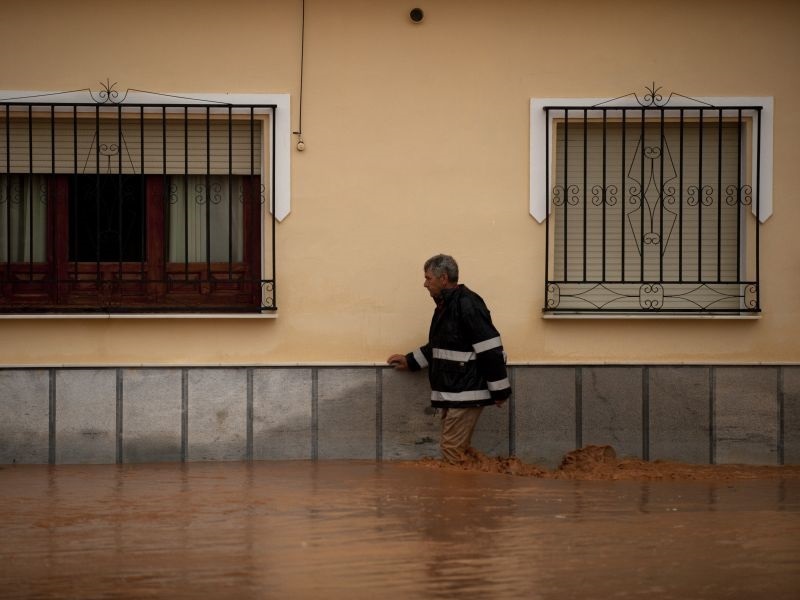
xmin=387 ymin=354 xmax=408 ymax=370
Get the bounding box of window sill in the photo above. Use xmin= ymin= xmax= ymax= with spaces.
xmin=542 ymin=312 xmax=760 ymax=320
xmin=0 ymin=312 xmax=278 ymax=320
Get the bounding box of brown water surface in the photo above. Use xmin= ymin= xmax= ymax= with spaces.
xmin=1 ymin=461 xmax=799 ymax=599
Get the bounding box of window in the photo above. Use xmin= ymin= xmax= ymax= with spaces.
xmin=0 ymin=174 xmax=47 ymax=263
xmin=531 ymin=94 xmax=771 ymax=315
xmin=0 ymin=92 xmax=284 ymax=314
xmin=70 ymin=175 xmax=145 ymax=262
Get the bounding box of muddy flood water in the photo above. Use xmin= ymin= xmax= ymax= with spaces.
xmin=1 ymin=459 xmax=799 ymax=599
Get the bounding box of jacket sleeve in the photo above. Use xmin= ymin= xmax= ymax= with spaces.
xmin=461 ymin=296 xmax=511 ymax=401
xmin=405 ymin=344 xmax=432 ymax=371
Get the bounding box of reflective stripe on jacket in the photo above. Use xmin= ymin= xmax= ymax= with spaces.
xmin=405 ymin=285 xmax=511 ymax=408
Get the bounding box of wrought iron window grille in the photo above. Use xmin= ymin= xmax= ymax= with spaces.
xmin=0 ymin=81 xmax=278 ymax=314
xmin=542 ymin=84 xmax=762 ymax=315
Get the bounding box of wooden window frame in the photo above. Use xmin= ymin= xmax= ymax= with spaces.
xmin=1 ymin=173 xmax=262 ymax=312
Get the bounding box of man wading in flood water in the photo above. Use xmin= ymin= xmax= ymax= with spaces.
xmin=387 ymin=254 xmax=511 ymax=463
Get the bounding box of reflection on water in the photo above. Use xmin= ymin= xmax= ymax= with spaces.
xmin=1 ymin=461 xmax=799 ymax=599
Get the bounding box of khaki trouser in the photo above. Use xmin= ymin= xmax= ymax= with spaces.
xmin=440 ymin=406 xmax=484 ymax=464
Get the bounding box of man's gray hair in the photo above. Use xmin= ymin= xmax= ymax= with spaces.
xmin=424 ymin=254 xmax=459 ymax=283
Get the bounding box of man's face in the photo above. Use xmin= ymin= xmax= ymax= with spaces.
xmin=424 ymin=269 xmax=448 ymax=299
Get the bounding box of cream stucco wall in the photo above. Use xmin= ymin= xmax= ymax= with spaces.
xmin=1 ymin=0 xmax=799 ymax=366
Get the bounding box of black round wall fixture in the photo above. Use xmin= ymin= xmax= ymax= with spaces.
xmin=409 ymin=8 xmax=424 ymax=23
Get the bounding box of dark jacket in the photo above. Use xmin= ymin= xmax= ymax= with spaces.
xmin=405 ymin=284 xmax=511 ymax=408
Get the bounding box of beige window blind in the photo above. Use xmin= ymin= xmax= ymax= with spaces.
xmin=0 ymin=111 xmax=265 ymax=175
xmin=552 ymin=119 xmax=749 ymax=284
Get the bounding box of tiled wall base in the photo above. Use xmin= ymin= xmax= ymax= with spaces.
xmin=1 ymin=366 xmax=796 ymax=467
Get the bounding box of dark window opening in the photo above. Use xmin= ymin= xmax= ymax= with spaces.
xmin=69 ymin=175 xmax=145 ymax=262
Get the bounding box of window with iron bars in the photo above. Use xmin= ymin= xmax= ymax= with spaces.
xmin=0 ymin=101 xmax=276 ymax=314
xmin=542 ymin=104 xmax=763 ymax=314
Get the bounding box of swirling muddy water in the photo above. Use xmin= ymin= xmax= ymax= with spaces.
xmin=1 ymin=461 xmax=798 ymax=599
